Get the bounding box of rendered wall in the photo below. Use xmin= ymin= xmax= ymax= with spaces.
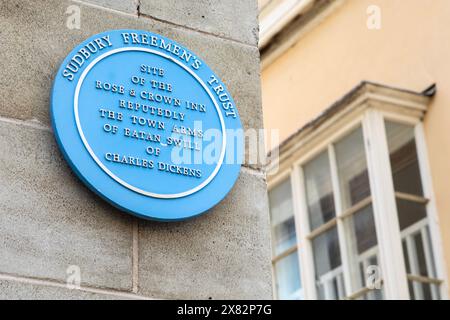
xmin=261 ymin=0 xmax=450 ymax=295
xmin=0 ymin=0 xmax=272 ymax=299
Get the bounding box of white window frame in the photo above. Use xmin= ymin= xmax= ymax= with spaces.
xmin=269 ymin=169 xmax=301 ymax=300
xmin=267 ymin=83 xmax=448 ymax=300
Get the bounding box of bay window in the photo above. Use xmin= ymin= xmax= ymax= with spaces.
xmin=267 ymin=82 xmax=446 ymax=300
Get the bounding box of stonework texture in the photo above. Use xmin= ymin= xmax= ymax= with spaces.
xmin=0 ymin=0 xmax=272 ymax=299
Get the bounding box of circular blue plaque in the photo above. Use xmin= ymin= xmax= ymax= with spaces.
xmin=51 ymin=30 xmax=243 ymax=221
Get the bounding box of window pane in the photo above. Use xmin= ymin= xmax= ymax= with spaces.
xmin=312 ymin=227 xmax=341 ymax=276
xmin=312 ymin=226 xmax=344 ymax=299
xmin=274 ymin=251 xmax=302 ymax=300
xmin=269 ymin=178 xmax=297 ymax=255
xmin=408 ymin=281 xmax=439 ymax=300
xmin=402 ymin=240 xmax=411 ymax=273
xmin=386 ymin=122 xmax=440 ymax=299
xmin=335 ymin=127 xmax=371 ymax=209
xmin=352 ymin=205 xmax=378 ymax=254
xmin=385 ymin=121 xmax=424 ymax=196
xmin=414 ymin=231 xmax=430 ymax=277
xmin=357 ymin=255 xmax=384 ymax=300
xmin=344 ymin=205 xmax=382 ymax=298
xmin=303 ymin=151 xmax=335 ymax=230
xmin=396 ymin=199 xmax=427 ymax=231
xmin=356 ymin=289 xmax=384 ymax=300
xmin=402 ymin=226 xmax=440 ymax=299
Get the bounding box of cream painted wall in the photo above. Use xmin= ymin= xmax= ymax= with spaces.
xmin=262 ymin=0 xmax=450 ymax=295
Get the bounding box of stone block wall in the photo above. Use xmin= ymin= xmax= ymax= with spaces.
xmin=0 ymin=0 xmax=271 ymax=299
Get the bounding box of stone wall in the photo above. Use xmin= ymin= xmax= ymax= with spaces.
xmin=0 ymin=0 xmax=271 ymax=299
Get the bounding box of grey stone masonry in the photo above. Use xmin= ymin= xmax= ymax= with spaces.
xmin=139 ymin=0 xmax=259 ymax=46
xmin=80 ymin=0 xmax=139 ymax=14
xmin=138 ymin=169 xmax=271 ymax=299
xmin=0 ymin=0 xmax=264 ymax=168
xmin=0 ymin=120 xmax=134 ymax=291
xmin=0 ymin=0 xmax=272 ymax=299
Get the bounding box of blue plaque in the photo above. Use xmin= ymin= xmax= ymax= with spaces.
xmin=51 ymin=30 xmax=243 ymax=221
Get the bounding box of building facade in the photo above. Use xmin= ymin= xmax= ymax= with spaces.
xmin=261 ymin=0 xmax=450 ymax=299
xmin=0 ymin=0 xmax=272 ymax=299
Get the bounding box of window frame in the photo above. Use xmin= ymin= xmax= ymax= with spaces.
xmin=268 ymin=106 xmax=448 ymax=300
xmin=381 ymin=110 xmax=448 ymax=298
xmin=268 ymin=169 xmax=303 ymax=300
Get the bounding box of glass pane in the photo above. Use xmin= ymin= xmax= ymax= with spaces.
xmin=356 ymin=255 xmax=384 ymax=300
xmin=402 ymin=226 xmax=440 ymax=300
xmin=303 ymin=151 xmax=335 ymax=230
xmin=424 ymin=226 xmax=438 ymax=278
xmin=364 ymin=256 xmax=384 ymax=300
xmin=269 ymin=178 xmax=297 ymax=255
xmin=312 ymin=227 xmax=341 ymax=276
xmin=403 ymin=240 xmax=419 ymax=298
xmin=274 ymin=251 xmax=302 ymax=300
xmin=312 ymin=226 xmax=344 ymax=299
xmin=385 ymin=121 xmax=423 ymax=196
xmin=402 ymin=240 xmax=411 ymax=273
xmin=352 ymin=205 xmax=378 ymax=254
xmin=414 ymin=232 xmax=429 ymax=277
xmin=396 ymin=199 xmax=427 ymax=231
xmin=344 ymin=204 xmax=381 ymax=297
xmin=356 ymin=289 xmax=384 ymax=300
xmin=408 ymin=281 xmax=440 ymax=300
xmin=335 ymin=127 xmax=371 ymax=209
